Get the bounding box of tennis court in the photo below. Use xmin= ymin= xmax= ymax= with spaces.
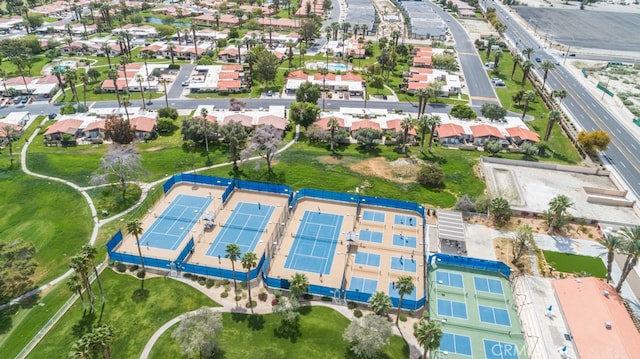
xmin=392 ymin=233 xmax=417 ymax=248
xmin=437 ymin=299 xmax=468 ymax=319
xmin=390 ymin=256 xmax=417 ymax=272
xmin=206 ymin=202 xmax=274 ymax=258
xmin=359 ymin=229 xmax=383 ymax=243
xmin=483 ymin=340 xmax=520 ymax=359
xmin=474 ymin=276 xmax=504 ymax=295
xmin=354 ymin=251 xmax=381 ymax=267
xmin=284 ymin=211 xmax=343 ymax=275
xmin=362 ymin=210 xmax=385 ymax=222
xmin=440 ymin=333 xmax=472 ymax=356
xmin=140 ymin=194 xmax=212 ymax=250
xmin=436 ymin=271 xmax=464 ymax=288
xmin=479 ymin=305 xmax=511 ymax=326
xmin=394 ymin=214 xmax=417 ymax=226
xmin=349 ymin=276 xmax=378 ymax=293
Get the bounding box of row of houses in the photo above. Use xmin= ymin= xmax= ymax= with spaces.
xmin=194 ymin=105 xmax=288 ymax=132
xmin=401 ymin=47 xmax=462 ymax=96
xmin=435 ymin=122 xmax=540 ymax=146
xmin=285 ymin=71 xmax=365 ymax=97
xmin=100 ymin=63 xmax=170 ymax=93
xmin=43 ymin=113 xmax=157 ymax=143
xmin=0 ymin=75 xmax=59 ymax=98
xmin=184 ymin=65 xmax=247 ymax=93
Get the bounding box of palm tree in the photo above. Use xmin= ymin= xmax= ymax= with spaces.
xmin=553 ymin=89 xmax=567 ymax=104
xmin=79 ymin=72 xmax=89 ymax=107
xmin=521 ymin=60 xmax=534 ymax=89
xmin=92 ymin=324 xmax=115 ymax=359
xmin=159 ymin=78 xmax=169 ymax=108
xmin=214 ymin=12 xmax=221 ymax=30
xmin=225 ymin=243 xmax=241 ymax=302
xmin=616 ymin=226 xmax=640 ymax=292
xmin=546 ymin=194 xmax=573 ymax=234
xmin=601 ymin=234 xmax=623 ymax=283
xmin=107 ymin=68 xmax=121 ymax=107
xmin=285 ymin=40 xmax=295 ymax=69
xmin=395 ymin=275 xmax=414 ymax=324
xmin=126 ymin=219 xmax=145 ymax=270
xmin=368 ymin=291 xmax=392 ymax=316
xmin=520 ymin=90 xmax=537 ymax=120
xmin=320 ymin=68 xmax=329 ymax=111
xmin=544 ymin=110 xmax=562 ymax=141
xmin=190 ymin=23 xmax=199 ymax=56
xmin=200 ymin=108 xmax=210 ymax=163
xmin=511 ymin=54 xmax=523 ymax=80
xmin=82 ymin=245 xmax=105 ymax=305
xmin=522 ymin=47 xmax=534 ymax=60
xmin=69 ymin=335 xmax=93 ymax=359
xmin=136 ymin=74 xmax=146 ymax=110
xmin=70 ymin=255 xmax=95 ymax=312
xmin=101 ymin=43 xmax=112 ymax=68
xmin=416 ymin=114 xmax=430 ymax=153
xmin=327 ymin=117 xmax=339 ymax=152
xmin=540 ymin=61 xmax=556 ymax=87
xmin=290 ymin=272 xmax=309 ymax=298
xmin=9 ymin=56 xmax=30 ymax=94
xmin=64 ymin=69 xmax=79 ymax=102
xmin=1 ymin=125 xmax=17 ymax=169
xmin=425 ymin=114 xmax=442 ymax=154
xmin=51 ymin=65 xmax=67 ymax=91
xmin=140 ymin=51 xmax=153 ymax=100
xmin=415 ymin=320 xmax=443 ymax=359
xmin=400 ymin=116 xmax=414 ymax=154
xmin=66 ymin=273 xmax=87 ymax=311
xmin=241 ymin=252 xmax=258 ymax=314
xmin=166 ymin=42 xmax=176 ymax=65
xmin=493 ymin=48 xmax=503 ymax=68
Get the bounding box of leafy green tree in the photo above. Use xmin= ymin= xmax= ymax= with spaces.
xmin=616 ymin=226 xmax=640 ymax=292
xmin=343 ymin=314 xmax=393 ymax=358
xmin=225 ymin=243 xmax=241 ymax=302
xmin=417 ymin=163 xmax=444 ymax=187
xmin=520 ymin=142 xmax=538 ymax=159
xmin=289 ymin=101 xmax=321 ymax=129
xmin=241 ymin=252 xmax=258 ymax=313
xmin=368 ymin=75 xmax=385 ymax=94
xmin=490 ymin=197 xmax=512 ymax=226
xmin=252 ymin=45 xmax=280 ymax=87
xmin=221 ymin=121 xmax=248 ymax=168
xmin=172 ymin=309 xmax=223 ymax=358
xmin=353 ymin=128 xmax=382 ymax=149
xmin=481 ymin=104 xmax=507 ymax=122
xmin=368 ymin=291 xmax=392 ymax=316
xmin=394 ymin=275 xmax=414 ymax=324
xmin=1 ymin=125 xmax=19 ymax=169
xmin=577 ymin=130 xmax=610 ymax=155
xmin=484 ymin=140 xmax=502 ymax=157
xmin=290 ymin=272 xmax=309 ymax=298
xmin=449 ymin=104 xmax=477 ymax=120
xmin=544 ymin=194 xmax=573 ymax=234
xmin=295 ymin=81 xmax=321 ymax=104
xmin=415 ymin=320 xmax=443 ymax=359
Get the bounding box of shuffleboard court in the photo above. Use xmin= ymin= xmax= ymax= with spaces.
xmin=140 ymin=194 xmax=212 ymax=250
xmin=284 ymin=211 xmax=343 ymax=274
xmin=206 ymin=202 xmax=274 ymax=257
xmin=362 ymin=210 xmax=385 ymax=222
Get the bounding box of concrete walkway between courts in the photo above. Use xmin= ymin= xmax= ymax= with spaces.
xmin=140 ymin=276 xmax=424 ymax=359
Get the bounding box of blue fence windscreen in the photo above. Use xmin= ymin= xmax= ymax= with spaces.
xmin=430 ymin=253 xmax=511 ymax=278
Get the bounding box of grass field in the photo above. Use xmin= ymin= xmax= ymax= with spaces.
xmin=28 ymin=269 xmax=219 ymax=359
xmin=542 ymin=250 xmax=607 ymax=278
xmin=149 ymin=306 xmax=409 ymax=359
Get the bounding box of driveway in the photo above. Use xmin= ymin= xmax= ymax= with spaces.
xmin=167 ymin=64 xmax=195 ymax=99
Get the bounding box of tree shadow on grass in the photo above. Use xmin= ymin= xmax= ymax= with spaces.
xmin=273 ymin=318 xmax=302 ymax=343
xmin=0 ymin=306 xmax=18 ymax=335
xmin=71 ymin=311 xmax=96 ymax=338
xmin=355 ymin=145 xmax=382 ymax=157
xmin=230 ymin=312 xmax=247 ymax=323
xmin=421 ymin=151 xmax=447 ymax=165
xmin=131 ymin=288 xmax=149 ymax=303
xmin=247 ymin=314 xmax=265 ymax=331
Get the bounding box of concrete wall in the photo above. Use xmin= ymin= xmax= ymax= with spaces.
xmin=481 ymin=156 xmax=609 ymax=176
xmin=583 ymin=186 xmax=627 ymax=197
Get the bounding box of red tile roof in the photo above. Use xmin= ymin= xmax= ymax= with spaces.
xmin=44 ymin=119 xmax=84 ymax=136
xmin=257 ymin=115 xmax=287 ymax=130
xmin=351 ymin=120 xmax=381 ymax=131
xmin=288 ymin=70 xmax=309 ymax=80
xmin=129 ymin=116 xmax=156 ymax=133
xmin=0 ymin=123 xmax=22 ymax=137
xmin=218 ymin=71 xmax=240 ymax=80
xmin=505 ymin=127 xmax=539 ymax=143
xmin=315 ymin=116 xmax=344 ymax=130
xmin=223 ymin=113 xmax=253 ymax=128
xmin=385 ymin=119 xmax=417 ymax=135
xmin=470 ymin=124 xmax=504 ymax=139
xmin=435 ymin=123 xmax=465 ymax=138
xmin=217 ymin=80 xmax=242 ymax=91
xmin=83 ymin=120 xmax=106 ymax=132
xmin=221 ymin=65 xmax=244 ymax=71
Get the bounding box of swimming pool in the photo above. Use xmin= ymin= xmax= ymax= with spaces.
xmin=327 ymin=63 xmax=347 ymax=71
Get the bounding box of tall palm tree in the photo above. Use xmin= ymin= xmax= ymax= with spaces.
xmin=9 ymin=56 xmax=30 ymax=94
xmin=136 ymin=75 xmax=146 ymax=110
xmin=327 ymin=117 xmax=339 ymax=152
xmin=493 ymin=48 xmax=503 ymax=68
xmin=70 ymin=255 xmax=95 ymax=312
xmin=225 ymin=243 xmax=241 ymax=302
xmin=79 ymin=72 xmax=89 ymax=107
xmin=82 ymin=245 xmax=105 ymax=304
xmin=416 ymin=114 xmax=430 ymax=153
xmin=285 ymin=40 xmax=295 ymax=69
xmin=520 ymin=90 xmax=537 ymax=120
xmin=368 ymin=291 xmax=392 ymax=316
xmin=51 ymin=65 xmax=67 ymax=91
xmin=544 ymin=110 xmax=562 ymax=141
xmin=159 ymin=78 xmax=169 ymax=108
xmin=400 ymin=116 xmax=414 ymax=154
xmin=64 ymin=69 xmax=79 ymax=102
xmin=521 ymin=60 xmax=535 ymax=90
xmin=1 ymin=125 xmax=17 ymax=169
xmin=425 ymin=114 xmax=442 ymax=154
xmin=241 ymin=252 xmax=258 ymax=314
xmin=415 ymin=320 xmax=443 ymax=359
xmin=200 ymin=108 xmax=210 ymax=163
xmin=101 ymin=43 xmax=112 ymax=68
xmin=126 ymin=219 xmax=145 ymax=270
xmin=119 ymin=56 xmax=131 ymax=95
xmin=66 ymin=273 xmax=87 ymax=311
xmin=546 ymin=194 xmax=573 ymax=234
xmin=522 ymin=47 xmax=534 ymax=60
xmin=166 ymin=42 xmax=176 ymax=65
xmin=511 ymin=53 xmax=523 ymax=80
xmin=616 ymin=226 xmax=640 ymax=292
xmin=69 ymin=335 xmax=93 ymax=359
xmin=540 ymin=60 xmax=556 ymax=87
xmin=553 ymin=89 xmax=567 ymax=104
xmin=485 ymin=35 xmax=497 ymax=60
xmin=395 ymin=275 xmax=414 ymax=324
xmin=190 ymin=23 xmax=199 ymax=57
xmin=140 ymin=51 xmax=153 ymax=99
xmin=92 ymin=324 xmax=115 ymax=359
xmin=601 ymin=234 xmax=623 ymax=283
xmin=107 ymin=68 xmax=121 ymax=107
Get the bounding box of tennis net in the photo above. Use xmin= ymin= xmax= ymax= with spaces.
xmin=220 ymin=222 xmax=266 ymax=233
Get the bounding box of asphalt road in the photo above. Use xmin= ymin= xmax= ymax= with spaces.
xmin=495 ymin=5 xmax=640 ymax=199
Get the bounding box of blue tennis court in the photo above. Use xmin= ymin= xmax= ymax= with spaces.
xmin=205 ymin=202 xmax=274 ymax=258
xmin=394 ymin=214 xmax=417 ymax=226
xmin=359 ymin=229 xmax=383 ymax=243
xmin=388 ymin=281 xmax=417 ymax=300
xmin=440 ymin=333 xmax=472 ymax=356
xmin=284 ymin=211 xmax=343 ymax=275
xmin=349 ymin=276 xmax=378 ymax=293
xmin=484 ymin=340 xmax=520 ymax=359
xmin=390 ymin=256 xmax=417 ymax=272
xmin=354 ymin=252 xmax=381 ymax=267
xmin=474 ymin=277 xmax=504 ymax=294
xmin=362 ymin=210 xmax=385 ymax=222
xmin=479 ymin=305 xmax=511 ymax=326
xmin=392 ymin=234 xmax=417 ymax=248
xmin=140 ymin=194 xmax=212 ymax=250
xmin=436 ymin=271 xmax=464 ymax=288
xmin=437 ymin=299 xmax=468 ymax=319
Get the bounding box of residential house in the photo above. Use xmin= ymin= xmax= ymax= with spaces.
xmin=470 ymin=124 xmax=506 ymax=145
xmin=435 ymin=123 xmax=467 ymax=146
xmin=129 ymin=116 xmax=157 ymax=140
xmin=285 ymin=71 xmax=364 ymax=97
xmin=44 ymin=118 xmax=84 ymax=141
xmin=505 ymin=127 xmax=540 ymax=146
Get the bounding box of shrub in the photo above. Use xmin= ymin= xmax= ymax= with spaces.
xmin=157 ymin=107 xmax=179 ymax=120
xmin=271 ymin=298 xmax=279 ymax=306
xmin=129 ymin=264 xmax=139 ymax=272
xmin=417 ymin=163 xmax=445 ymax=187
xmin=240 ymin=281 xmax=248 ymax=288
xmin=274 ymin=290 xmax=282 ymax=298
xmin=258 ymin=292 xmax=268 ymax=301
xmin=398 ymin=314 xmax=408 ymax=322
xmin=222 ymin=279 xmax=231 ymax=285
xmin=245 ymin=300 xmax=257 ymax=308
xmin=303 ymin=294 xmax=313 ymax=300
xmin=214 ymin=280 xmax=222 ymax=288
xmin=235 ymin=295 xmax=242 ymax=301
xmin=168 ymin=64 xmax=180 ymax=70
xmin=353 ymin=309 xmax=363 ymax=318
xmin=115 ymin=262 xmax=127 ymax=272
xmin=221 ymin=291 xmax=229 ymax=298
xmin=60 ymin=103 xmax=77 ymax=115
xmin=183 ymin=273 xmax=192 ymax=279
xmin=347 ymin=301 xmax=358 ymax=309
xmin=136 ymin=270 xmax=146 ymax=279
xmin=206 ymin=279 xmax=215 ymax=288
xmin=198 ymin=278 xmax=206 ymax=286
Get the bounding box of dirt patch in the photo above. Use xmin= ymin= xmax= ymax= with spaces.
xmin=348 ymin=157 xmax=422 ymax=184
xmin=467 ymin=215 xmax=603 ymax=241
xmin=493 ymin=237 xmax=536 ymax=275
xmin=142 ymin=147 xmax=164 ymax=152
xmin=317 ymin=156 xmax=342 ymax=165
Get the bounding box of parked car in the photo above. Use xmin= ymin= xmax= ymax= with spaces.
xmin=21 ymin=96 xmax=29 ymax=104
xmin=535 ymin=57 xmax=541 ymax=63
xmin=266 ymin=90 xmax=273 ymax=96
xmin=181 ymin=80 xmax=189 ymax=86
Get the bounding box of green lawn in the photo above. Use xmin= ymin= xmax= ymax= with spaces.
xmin=28 ymin=269 xmax=219 ymax=359
xmin=542 ymin=250 xmax=607 ymax=278
xmin=149 ymin=306 xmax=409 ymax=359
xmin=86 ymin=184 xmax=142 ymax=217
xmin=2 ymin=55 xmax=50 ymax=79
